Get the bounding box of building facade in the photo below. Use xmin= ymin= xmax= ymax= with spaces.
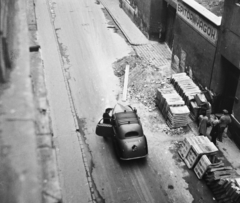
xmin=211 ymin=0 xmax=240 ymax=146
xmin=120 ymin=0 xmax=163 ymax=39
xmin=172 ymin=0 xmax=221 ymax=90
xmin=121 ymin=0 xmax=240 ymax=147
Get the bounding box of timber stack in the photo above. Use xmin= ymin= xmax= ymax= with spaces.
xmin=171 ymin=73 xmax=212 ymax=121
xmin=171 ymin=73 xmax=201 ymax=106
xmin=203 ymin=166 xmax=240 ymax=202
xmin=156 ymin=83 xmax=190 ymax=128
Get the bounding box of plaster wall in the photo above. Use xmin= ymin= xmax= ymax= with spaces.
xmin=172 ymin=15 xmax=217 ymax=88
xmin=121 ymin=0 xmax=163 ymax=38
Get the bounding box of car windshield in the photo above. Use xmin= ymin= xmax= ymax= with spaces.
xmin=117 ymin=124 xmax=143 ymax=139
xmin=112 ymin=103 xmax=132 ymax=114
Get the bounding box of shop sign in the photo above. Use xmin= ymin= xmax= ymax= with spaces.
xmin=177 ymin=2 xmax=218 ymax=45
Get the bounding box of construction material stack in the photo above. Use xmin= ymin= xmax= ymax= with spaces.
xmin=156 ymin=84 xmax=190 ymax=128
xmin=204 ymin=167 xmax=240 ymax=202
xmin=171 ymin=73 xmax=201 ymax=106
xmin=178 ymin=136 xmax=240 ymax=202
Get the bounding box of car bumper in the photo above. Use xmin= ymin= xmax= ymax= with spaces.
xmin=119 ymin=154 xmax=148 ymax=160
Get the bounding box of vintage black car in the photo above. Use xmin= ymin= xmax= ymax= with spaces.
xmin=96 ymin=103 xmax=148 ymax=160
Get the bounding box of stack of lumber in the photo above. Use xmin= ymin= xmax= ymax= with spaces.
xmin=203 ymin=164 xmax=240 ymax=203
xmin=167 ymin=105 xmax=190 ymax=128
xmin=195 ymin=92 xmax=208 ymax=106
xmin=156 ymin=85 xmax=190 ymax=128
xmin=171 ymin=73 xmax=201 ymax=106
xmin=205 ymin=166 xmax=236 ymax=182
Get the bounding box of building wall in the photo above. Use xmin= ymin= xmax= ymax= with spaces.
xmin=149 ymin=0 xmax=163 ymax=37
xmin=172 ymin=2 xmax=219 ymax=88
xmin=121 ymin=0 xmax=151 ymax=37
xmin=220 ymin=1 xmax=240 ymax=69
xmin=211 ymin=0 xmax=240 ymax=147
xmin=121 ymin=0 xmax=163 ymax=39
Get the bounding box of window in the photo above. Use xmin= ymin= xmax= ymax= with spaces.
xmin=125 ymin=131 xmax=139 ymax=138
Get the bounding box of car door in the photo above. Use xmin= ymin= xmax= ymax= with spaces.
xmin=95 ymin=118 xmax=114 ymax=137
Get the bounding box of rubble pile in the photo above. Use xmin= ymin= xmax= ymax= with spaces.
xmin=128 ymin=62 xmax=165 ymax=110
xmin=162 ymin=127 xmax=185 ymax=136
xmin=112 ymin=55 xmax=168 ymax=110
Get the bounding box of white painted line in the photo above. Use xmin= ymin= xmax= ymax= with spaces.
xmin=122 ymin=65 xmax=129 ymax=101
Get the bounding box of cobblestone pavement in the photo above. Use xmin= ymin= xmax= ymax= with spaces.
xmin=134 ymin=42 xmax=174 ymax=78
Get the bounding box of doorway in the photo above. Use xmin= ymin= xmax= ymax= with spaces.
xmin=220 ymin=57 xmax=240 ymax=114
xmin=165 ymin=4 xmax=176 ymax=49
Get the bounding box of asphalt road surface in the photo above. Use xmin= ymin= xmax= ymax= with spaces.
xmin=35 ymin=0 xmax=216 ymax=203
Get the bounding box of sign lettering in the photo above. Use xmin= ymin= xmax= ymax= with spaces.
xmin=177 ymin=2 xmax=218 ymax=45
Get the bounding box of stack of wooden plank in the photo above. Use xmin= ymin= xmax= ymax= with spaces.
xmin=156 ymin=85 xmax=190 ymax=128
xmin=167 ymin=105 xmax=190 ymax=128
xmin=205 ymin=166 xmax=236 ymax=182
xmin=195 ymin=92 xmax=208 ymax=106
xmin=171 ymin=73 xmax=201 ymax=106
xmin=203 ymin=164 xmax=240 ymax=203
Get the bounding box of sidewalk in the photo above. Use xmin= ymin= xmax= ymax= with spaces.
xmin=100 ymin=0 xmax=240 ymax=177
xmin=100 ymin=0 xmax=148 ymax=45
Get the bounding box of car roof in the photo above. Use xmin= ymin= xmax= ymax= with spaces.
xmin=118 ymin=124 xmax=142 ymax=137
xmin=114 ymin=111 xmax=143 ymax=139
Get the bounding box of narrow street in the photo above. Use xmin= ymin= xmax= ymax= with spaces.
xmin=35 ymin=0 xmax=216 ymax=202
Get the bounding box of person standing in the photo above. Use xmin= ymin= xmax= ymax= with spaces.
xmin=210 ymin=118 xmax=220 ymax=145
xmin=198 ymin=111 xmax=209 ymax=136
xmin=218 ymin=109 xmax=232 ymax=142
xmin=103 ymin=109 xmax=111 ymax=124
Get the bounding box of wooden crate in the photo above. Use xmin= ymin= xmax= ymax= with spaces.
xmin=194 ymin=155 xmax=212 ymax=179
xmin=184 ymin=147 xmax=199 ymax=169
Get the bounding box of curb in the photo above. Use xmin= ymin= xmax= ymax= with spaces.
xmin=28 ymin=1 xmax=62 ymax=202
